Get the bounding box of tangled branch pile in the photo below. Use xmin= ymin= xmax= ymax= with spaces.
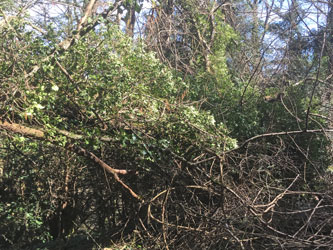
xmin=0 ymin=0 xmax=332 ymax=249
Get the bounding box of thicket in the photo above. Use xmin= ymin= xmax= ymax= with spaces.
xmin=0 ymin=0 xmax=332 ymax=249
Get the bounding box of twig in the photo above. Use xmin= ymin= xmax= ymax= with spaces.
xmin=254 ymin=174 xmax=299 ymax=213
xmin=226 ymin=128 xmax=333 ymax=154
xmin=280 ymin=96 xmax=302 ymax=123
xmin=293 ymin=198 xmax=323 ymax=238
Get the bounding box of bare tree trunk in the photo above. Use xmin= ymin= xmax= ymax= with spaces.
xmin=125 ymin=3 xmax=136 ymax=37
xmin=325 ymin=0 xmax=333 ymax=156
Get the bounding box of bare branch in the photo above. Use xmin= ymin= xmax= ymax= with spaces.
xmin=0 ymin=120 xmax=141 ymax=200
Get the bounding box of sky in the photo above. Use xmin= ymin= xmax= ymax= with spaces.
xmin=26 ymin=0 xmax=329 ymax=33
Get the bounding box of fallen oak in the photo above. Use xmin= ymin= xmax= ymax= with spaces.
xmin=0 ymin=120 xmax=141 ymax=201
